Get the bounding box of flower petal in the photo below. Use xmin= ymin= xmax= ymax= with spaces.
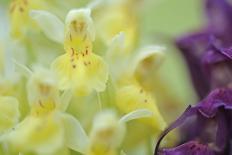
xmin=7 ymin=115 xmax=64 ymax=154
xmin=30 ymin=10 xmax=64 ymax=43
xmin=51 ymin=53 xmax=108 ymax=95
xmin=205 ymin=0 xmax=232 ymax=44
xmin=130 ymin=45 xmax=165 ymax=76
xmin=61 ymin=113 xmax=89 ymax=154
xmin=119 ymin=109 xmax=153 ymax=124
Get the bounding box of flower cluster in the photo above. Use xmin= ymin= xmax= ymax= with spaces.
xmin=2 ymin=0 xmax=230 ymax=155
xmin=0 ymin=0 xmax=188 ymax=155
xmin=155 ymin=0 xmax=232 ymax=155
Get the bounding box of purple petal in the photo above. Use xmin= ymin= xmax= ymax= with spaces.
xmin=159 ymin=141 xmax=215 ymax=155
xmin=176 ymin=32 xmax=211 ymax=98
xmin=155 ymin=88 xmax=232 ymax=154
xmin=202 ymin=42 xmax=232 ymax=89
xmin=205 ymin=0 xmax=232 ymax=45
xmin=198 ymin=88 xmax=232 ymax=117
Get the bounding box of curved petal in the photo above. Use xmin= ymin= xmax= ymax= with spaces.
xmin=30 ymin=10 xmax=64 ymax=43
xmin=61 ymin=113 xmax=89 ymax=154
xmin=119 ymin=109 xmax=153 ymax=124
xmin=129 ymin=45 xmax=165 ymax=76
xmin=105 ymin=32 xmax=130 ymax=80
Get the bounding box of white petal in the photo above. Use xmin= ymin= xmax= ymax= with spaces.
xmin=65 ymin=8 xmax=95 ymax=41
xmin=30 ymin=10 xmax=64 ymax=43
xmin=106 ymin=32 xmax=125 ymax=59
xmin=119 ymin=109 xmax=153 ymax=124
xmin=61 ymin=114 xmax=89 ymax=154
xmin=130 ymin=45 xmax=165 ymax=75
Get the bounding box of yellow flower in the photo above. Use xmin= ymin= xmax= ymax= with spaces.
xmin=87 ymin=109 xmax=153 ymax=155
xmin=30 ymin=9 xmax=108 ymax=96
xmin=105 ymin=32 xmax=166 ymax=131
xmin=8 ymin=114 xmax=65 ymax=155
xmin=88 ymin=110 xmax=125 ymax=155
xmin=89 ymin=0 xmax=138 ymax=52
xmin=9 ymin=0 xmax=46 ymax=39
xmin=116 ymin=84 xmax=166 ymax=131
xmin=6 ymin=67 xmax=89 ymax=155
xmin=26 ymin=67 xmax=59 ymax=116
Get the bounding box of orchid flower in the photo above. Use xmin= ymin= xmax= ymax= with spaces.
xmin=77 ymin=109 xmax=153 ymax=155
xmin=30 ymin=8 xmax=109 ymax=96
xmin=6 ymin=67 xmax=89 ymax=155
xmin=9 ymin=0 xmax=46 ymax=39
xmin=88 ymin=0 xmax=139 ymax=52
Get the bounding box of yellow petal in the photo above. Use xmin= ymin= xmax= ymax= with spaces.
xmin=94 ymin=4 xmax=138 ymax=52
xmin=89 ymin=110 xmax=125 ymax=155
xmin=9 ymin=0 xmax=45 ymax=38
xmin=0 ymin=96 xmax=20 ymax=134
xmin=27 ymin=67 xmax=59 ymax=116
xmin=116 ymin=84 xmax=166 ymax=131
xmin=7 ymin=114 xmax=64 ymax=154
xmin=51 ymin=53 xmax=108 ymax=95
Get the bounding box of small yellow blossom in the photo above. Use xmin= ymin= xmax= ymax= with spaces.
xmin=105 ymin=33 xmax=166 ymax=131
xmin=88 ymin=110 xmax=125 ymax=155
xmin=6 ymin=67 xmax=89 ymax=154
xmin=31 ymin=9 xmax=108 ymax=96
xmin=89 ymin=0 xmax=138 ymax=52
xmin=26 ymin=67 xmax=59 ymax=116
xmin=87 ymin=109 xmax=153 ymax=155
xmin=9 ymin=0 xmax=46 ymax=39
